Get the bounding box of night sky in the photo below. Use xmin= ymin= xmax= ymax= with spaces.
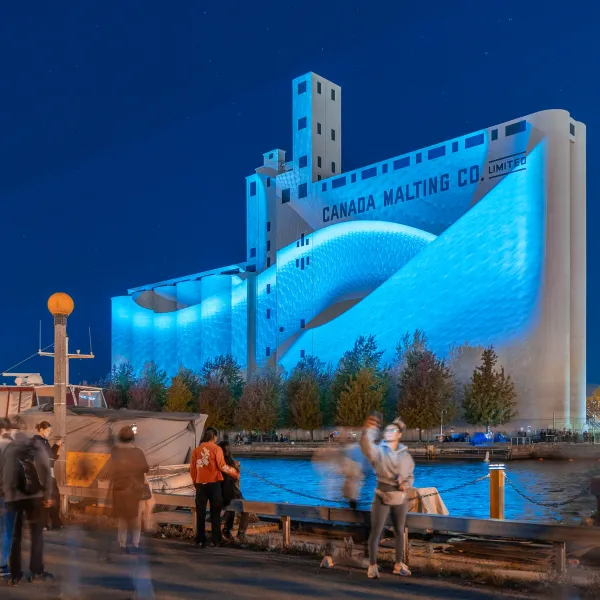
xmin=1 ymin=1 xmax=597 ymax=385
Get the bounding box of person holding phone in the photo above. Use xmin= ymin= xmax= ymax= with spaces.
xmin=360 ymin=414 xmax=414 ymax=580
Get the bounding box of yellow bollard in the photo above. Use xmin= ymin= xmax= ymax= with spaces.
xmin=489 ymin=463 xmax=505 ymax=519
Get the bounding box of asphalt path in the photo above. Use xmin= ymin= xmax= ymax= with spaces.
xmin=3 ymin=527 xmax=540 ymax=600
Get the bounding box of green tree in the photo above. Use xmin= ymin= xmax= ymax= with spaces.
xmin=462 ymin=346 xmax=518 ymax=428
xmin=176 ymin=367 xmax=202 ymax=403
xmin=100 ymin=362 xmax=137 ymax=409
xmin=286 ymin=356 xmax=331 ymax=428
xmin=138 ymin=361 xmax=169 ymax=409
xmin=165 ymin=375 xmax=193 ymax=412
xmin=201 ymin=354 xmax=244 ymax=400
xmin=331 ymin=335 xmax=385 ymax=411
xmin=286 ymin=370 xmax=323 ymax=440
xmin=197 ymin=354 xmax=244 ymax=431
xmin=235 ymin=369 xmax=282 ymax=440
xmin=336 ymin=368 xmax=385 ymax=426
xmin=398 ymin=347 xmax=456 ymax=440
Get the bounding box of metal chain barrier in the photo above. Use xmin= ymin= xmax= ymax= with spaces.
xmin=504 ymin=473 xmax=590 ymax=507
xmin=416 ymin=474 xmax=490 ymax=499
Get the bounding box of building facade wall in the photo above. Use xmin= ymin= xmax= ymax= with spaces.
xmin=111 ymin=72 xmax=586 ymax=427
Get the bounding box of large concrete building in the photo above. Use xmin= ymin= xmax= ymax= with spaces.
xmin=112 ymin=72 xmax=587 ymax=428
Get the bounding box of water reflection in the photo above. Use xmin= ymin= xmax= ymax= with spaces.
xmin=239 ymin=458 xmax=599 ymax=523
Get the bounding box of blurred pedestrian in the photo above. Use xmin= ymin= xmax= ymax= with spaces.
xmin=190 ymin=428 xmax=239 ymax=548
xmin=0 ymin=418 xmax=15 ymax=579
xmin=2 ymin=421 xmax=54 ymax=586
xmin=110 ymin=426 xmax=149 ymax=553
xmin=360 ymin=415 xmax=414 ymax=579
xmin=33 ymin=421 xmax=63 ymax=530
xmin=218 ymin=441 xmax=248 ymax=543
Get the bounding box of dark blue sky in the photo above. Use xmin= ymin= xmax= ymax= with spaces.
xmin=1 ymin=1 xmax=597 ymax=385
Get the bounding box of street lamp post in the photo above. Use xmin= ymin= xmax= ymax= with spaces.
xmin=440 ymin=409 xmax=447 ymax=437
xmin=47 ymin=293 xmax=74 ymax=489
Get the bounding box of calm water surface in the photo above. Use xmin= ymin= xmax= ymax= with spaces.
xmin=238 ymin=457 xmax=599 ymax=523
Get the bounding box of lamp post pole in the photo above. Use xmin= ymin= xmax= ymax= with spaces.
xmin=47 ymin=293 xmax=74 ymax=489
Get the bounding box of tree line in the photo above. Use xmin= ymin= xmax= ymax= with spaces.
xmin=100 ymin=331 xmax=518 ymax=439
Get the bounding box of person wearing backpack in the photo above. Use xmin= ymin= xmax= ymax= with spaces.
xmin=0 ymin=418 xmax=15 ymax=579
xmin=2 ymin=422 xmax=53 ymax=586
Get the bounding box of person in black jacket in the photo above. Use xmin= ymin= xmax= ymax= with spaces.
xmin=33 ymin=421 xmax=63 ymax=530
xmin=218 ymin=441 xmax=248 ymax=543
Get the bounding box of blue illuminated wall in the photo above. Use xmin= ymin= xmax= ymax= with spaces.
xmin=112 ymin=72 xmax=586 ymax=427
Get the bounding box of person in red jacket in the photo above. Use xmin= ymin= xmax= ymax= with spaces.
xmin=190 ymin=428 xmax=238 ymax=547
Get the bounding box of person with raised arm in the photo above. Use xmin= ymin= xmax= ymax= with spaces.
xmin=360 ymin=414 xmax=414 ymax=580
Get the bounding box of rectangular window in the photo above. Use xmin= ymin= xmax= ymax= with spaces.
xmin=306 ymin=238 xmax=310 ymax=246
xmin=300 ymin=233 xmax=305 ymax=246
xmin=317 ymin=81 xmax=322 ymax=94
xmin=505 ymin=120 xmax=526 ymax=137
xmin=491 ymin=129 xmax=498 ymax=141
xmin=298 ymin=183 xmax=308 ymax=198
xmin=428 ymin=145 xmax=446 ymax=160
xmin=266 ymin=309 xmax=271 ymax=319
xmin=317 ymin=156 xmax=322 ymax=168
xmin=266 ymin=177 xmax=271 ymax=187
xmin=282 ymin=188 xmax=291 ymax=203
xmin=298 ymin=116 xmax=307 ymax=130
xmin=318 ymin=175 xmax=322 ymax=181
xmin=331 ymin=89 xmax=336 ymax=101
xmin=300 ymin=319 xmax=306 ymax=329
xmin=306 ymin=256 xmax=310 ymax=265
xmin=266 ymin=257 xmax=271 ymax=267
xmin=322 ymin=182 xmax=327 ymax=192
xmin=297 ymin=81 xmax=306 ymax=95
xmin=452 ymin=141 xmax=459 ymax=153
xmin=279 ymin=326 xmax=284 ymax=332
xmin=250 ymin=247 xmax=256 ymax=258
xmin=300 ymin=349 xmax=305 ymax=358
xmin=266 ymin=284 xmax=271 ymax=294
xmin=301 ymin=257 xmax=305 ymax=270
xmin=250 ymin=181 xmax=257 ymax=196
xmin=351 ymin=173 xmax=356 ymax=183
xmin=570 ymin=123 xmax=575 ymax=136
xmin=465 ymin=133 xmax=485 ymax=148
xmin=317 ymin=122 xmax=322 ymax=135
xmin=416 ymin=152 xmax=422 ymax=163
xmin=296 ymin=258 xmax=300 ymax=267
xmin=299 ymin=155 xmax=308 ymax=168
xmin=266 ymin=347 xmax=270 ymax=357
xmin=331 ymin=162 xmax=336 ymax=173
xmin=267 ymin=221 xmax=271 ymax=232
xmin=332 ymin=176 xmax=346 ymax=189
xmin=394 ymin=157 xmax=410 ymax=170
xmin=269 ymin=153 xmax=273 ymax=159
xmin=361 ymin=166 xmax=377 ymax=180
xmin=382 ymin=164 xmax=388 ymax=173
xmin=331 ymin=129 xmax=336 ymax=141
xmin=266 ymin=240 xmax=271 ymax=251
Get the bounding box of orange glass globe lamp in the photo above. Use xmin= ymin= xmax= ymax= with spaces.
xmin=47 ymin=293 xmax=75 ymax=317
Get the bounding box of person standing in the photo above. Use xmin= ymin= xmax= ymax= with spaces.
xmin=0 ymin=418 xmax=15 ymax=579
xmin=360 ymin=415 xmax=414 ymax=580
xmin=32 ymin=421 xmax=63 ymax=530
xmin=190 ymin=428 xmax=238 ymax=548
xmin=2 ymin=422 xmax=54 ymax=586
xmin=218 ymin=441 xmax=248 ymax=543
xmin=109 ymin=426 xmax=149 ymax=553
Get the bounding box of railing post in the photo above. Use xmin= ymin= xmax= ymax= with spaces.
xmin=591 ymin=476 xmax=600 ymax=525
xmin=281 ymin=515 xmax=291 ymax=546
xmin=554 ymin=542 xmax=567 ymax=576
xmin=489 ymin=463 xmax=505 ymax=519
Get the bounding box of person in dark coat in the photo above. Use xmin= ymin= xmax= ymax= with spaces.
xmin=109 ymin=426 xmax=149 ymax=552
xmin=218 ymin=441 xmax=248 ymax=543
xmin=33 ymin=421 xmax=63 ymax=530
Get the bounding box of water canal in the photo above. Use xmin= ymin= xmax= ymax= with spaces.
xmin=238 ymin=457 xmax=599 ymax=523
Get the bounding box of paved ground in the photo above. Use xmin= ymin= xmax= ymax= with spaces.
xmin=3 ymin=527 xmax=540 ymax=599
